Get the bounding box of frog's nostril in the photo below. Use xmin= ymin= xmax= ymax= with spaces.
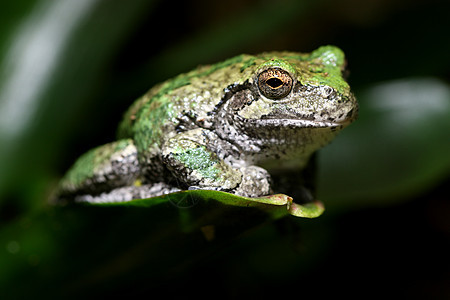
xmin=267 ymin=77 xmax=283 ymax=89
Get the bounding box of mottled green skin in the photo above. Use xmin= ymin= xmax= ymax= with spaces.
xmin=57 ymin=46 xmax=357 ymax=203
xmin=118 ymin=46 xmax=352 ymax=152
xmin=63 ymin=139 xmax=131 ymax=188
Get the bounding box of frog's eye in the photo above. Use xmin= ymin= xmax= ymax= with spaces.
xmin=257 ymin=68 xmax=293 ymax=99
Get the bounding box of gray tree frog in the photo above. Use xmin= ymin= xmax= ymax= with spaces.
xmin=56 ymin=46 xmax=358 ymax=204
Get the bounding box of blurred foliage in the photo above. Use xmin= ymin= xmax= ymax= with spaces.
xmin=319 ymin=77 xmax=450 ymax=209
xmin=0 ymin=0 xmax=449 ymax=298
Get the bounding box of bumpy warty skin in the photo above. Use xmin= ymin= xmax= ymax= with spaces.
xmin=56 ymin=46 xmax=358 ymax=203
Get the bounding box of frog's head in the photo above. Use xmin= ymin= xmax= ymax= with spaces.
xmin=227 ymin=46 xmax=358 ymax=137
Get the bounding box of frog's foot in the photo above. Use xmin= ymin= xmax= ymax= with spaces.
xmin=188 ymin=166 xmax=272 ymax=197
xmin=188 ymin=186 xmax=221 ymax=191
xmin=70 ymin=182 xmax=181 ymax=204
xmin=162 ymin=131 xmax=242 ymax=191
xmin=233 ymin=166 xmax=272 ymax=198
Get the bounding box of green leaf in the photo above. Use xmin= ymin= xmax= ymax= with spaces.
xmin=318 ymin=78 xmax=450 ymax=209
xmin=86 ymin=190 xmax=324 ymax=219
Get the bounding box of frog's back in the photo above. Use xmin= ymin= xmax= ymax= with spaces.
xmin=116 ymin=54 xmax=259 ymax=153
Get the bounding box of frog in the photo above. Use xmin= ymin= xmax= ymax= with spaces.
xmin=56 ymin=45 xmax=358 ymax=204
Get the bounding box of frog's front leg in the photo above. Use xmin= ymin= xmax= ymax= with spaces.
xmin=162 ymin=129 xmax=241 ymax=191
xmin=162 ymin=129 xmax=272 ymax=197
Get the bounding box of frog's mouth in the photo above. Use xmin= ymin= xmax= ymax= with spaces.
xmin=252 ymin=105 xmax=357 ymax=128
xmin=231 ymin=116 xmax=348 ymax=148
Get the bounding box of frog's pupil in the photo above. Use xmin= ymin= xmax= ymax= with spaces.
xmin=266 ymin=77 xmax=283 ymax=89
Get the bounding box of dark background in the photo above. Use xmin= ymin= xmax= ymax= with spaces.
xmin=0 ymin=0 xmax=449 ymax=298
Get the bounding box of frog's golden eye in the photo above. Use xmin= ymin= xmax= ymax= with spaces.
xmin=257 ymin=68 xmax=293 ymax=99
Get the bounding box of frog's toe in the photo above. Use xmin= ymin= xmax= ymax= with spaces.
xmin=188 ymin=186 xmax=201 ymax=191
xmin=67 ymin=182 xmax=181 ymax=204
xmin=234 ymin=166 xmax=272 ymax=198
xmin=188 ymin=186 xmax=221 ymax=191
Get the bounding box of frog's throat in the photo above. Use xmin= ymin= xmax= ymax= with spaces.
xmin=251 ymin=118 xmax=350 ymax=128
